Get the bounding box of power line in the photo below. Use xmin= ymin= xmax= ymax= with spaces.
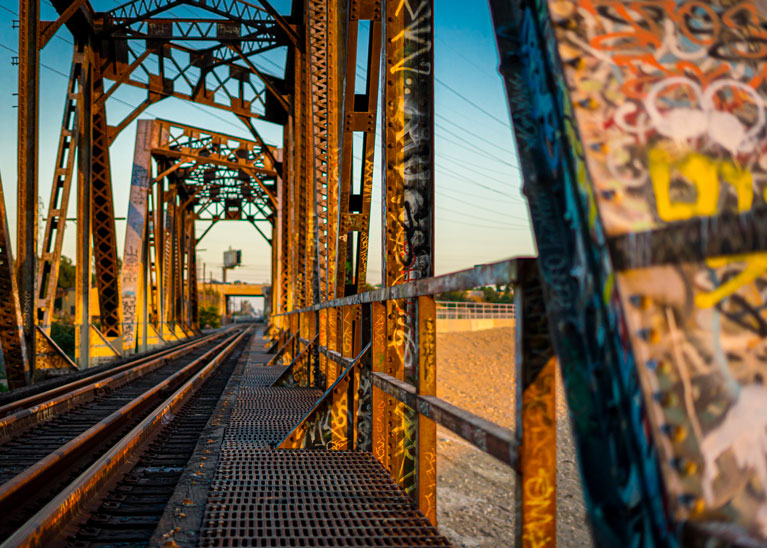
xmin=438 ymin=188 xmax=528 ymax=223
xmin=436 ymin=213 xmax=527 ymax=231
xmin=436 ymin=121 xmax=517 ymax=169
xmin=435 ymin=76 xmax=509 ymax=128
xmin=436 ymin=154 xmax=521 ymax=190
xmin=435 ymin=112 xmax=517 ymax=160
xmin=435 ymin=165 xmax=518 ymax=200
xmin=437 ymin=203 xmax=527 ymax=227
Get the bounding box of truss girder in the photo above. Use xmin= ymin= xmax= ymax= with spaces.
xmin=335 ymin=0 xmax=381 ymax=297
xmin=37 ymin=56 xmax=81 ymax=333
xmin=91 ymin=76 xmax=122 ymax=339
xmin=307 ymin=0 xmax=339 ymax=304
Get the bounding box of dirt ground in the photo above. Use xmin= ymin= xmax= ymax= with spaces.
xmin=435 ymin=327 xmax=594 ymax=547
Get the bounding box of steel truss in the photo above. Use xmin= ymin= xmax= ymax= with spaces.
xmin=12 ymin=0 xmax=290 ymax=375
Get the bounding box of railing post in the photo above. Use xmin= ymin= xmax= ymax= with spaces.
xmin=356 ymin=302 xmax=374 ymax=452
xmin=371 ymin=301 xmax=389 ymax=467
xmin=516 ymin=259 xmax=557 ymax=548
xmin=416 ymin=295 xmax=437 ymax=525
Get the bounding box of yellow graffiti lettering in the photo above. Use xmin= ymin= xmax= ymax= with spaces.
xmin=649 ymin=149 xmax=754 ymax=222
xmin=696 ymin=253 xmax=767 ymax=308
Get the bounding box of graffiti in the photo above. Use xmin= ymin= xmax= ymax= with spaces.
xmin=494 ymin=0 xmax=767 ymax=542
xmin=121 ymin=120 xmax=154 ymax=354
xmin=521 ymin=358 xmax=557 ymax=548
xmin=356 ymin=367 xmax=373 ymax=452
xmin=493 ymin=0 xmax=675 ymax=545
xmin=544 ymin=0 xmax=767 ymax=536
xmin=392 ymin=401 xmax=417 ymax=496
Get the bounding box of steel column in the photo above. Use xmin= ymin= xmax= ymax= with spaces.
xmin=90 ymin=73 xmax=122 ymax=340
xmin=516 ymin=259 xmax=556 ymax=548
xmin=75 ymin=44 xmax=92 ymax=369
xmin=335 ymin=0 xmax=381 ymax=297
xmin=36 ymin=56 xmax=81 ymax=334
xmin=121 ymin=119 xmax=156 ymax=354
xmin=381 ymin=0 xmax=434 ymax=506
xmin=17 ymin=0 xmax=40 ymax=375
xmin=0 ymin=176 xmax=29 ymax=389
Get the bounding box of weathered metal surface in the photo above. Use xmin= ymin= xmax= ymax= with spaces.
xmin=75 ymin=43 xmax=92 ymax=369
xmin=492 ymin=0 xmax=767 ymax=543
xmin=273 ymin=334 xmax=317 ymax=387
xmin=90 ymin=74 xmax=122 ymax=340
xmin=122 ymin=120 xmax=156 ymax=354
xmin=264 ymin=332 xmax=296 ymax=367
xmin=279 ymin=343 xmax=370 ymax=450
xmin=17 ymin=0 xmax=39 ymax=378
xmin=307 ymin=0 xmax=339 ymax=304
xmin=276 ymin=258 xmax=522 ymax=314
xmin=0 ymin=176 xmax=29 ymax=390
xmin=516 ymin=260 xmax=556 ymax=548
xmin=36 ymin=56 xmax=81 ymax=335
xmin=199 ymin=450 xmax=449 ymax=547
xmin=2 ymin=328 xmax=248 ymax=548
xmin=335 ymin=0 xmax=381 ymax=296
xmin=34 ymin=327 xmax=77 ymax=372
xmin=416 ymin=296 xmax=437 ymax=525
xmin=372 ymin=372 xmax=519 ymax=470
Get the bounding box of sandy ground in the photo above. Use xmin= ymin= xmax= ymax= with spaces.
xmin=435 ymin=327 xmax=594 ymax=547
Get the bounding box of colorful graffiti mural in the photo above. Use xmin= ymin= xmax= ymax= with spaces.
xmin=492 ymin=0 xmax=767 ymax=544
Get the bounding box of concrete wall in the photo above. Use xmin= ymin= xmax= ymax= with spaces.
xmin=436 ymin=319 xmax=515 ymax=333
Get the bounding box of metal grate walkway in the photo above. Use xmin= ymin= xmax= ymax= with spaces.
xmin=198 ymin=336 xmax=450 ymax=547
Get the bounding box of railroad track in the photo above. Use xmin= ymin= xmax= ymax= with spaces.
xmin=0 ymin=326 xmax=251 ymax=547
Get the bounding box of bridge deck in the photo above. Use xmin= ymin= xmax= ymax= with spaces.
xmin=198 ymin=336 xmax=450 ymax=547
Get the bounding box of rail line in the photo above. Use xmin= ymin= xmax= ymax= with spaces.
xmin=0 ymin=327 xmax=250 ymax=546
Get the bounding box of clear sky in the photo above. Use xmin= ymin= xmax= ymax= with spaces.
xmin=0 ymin=0 xmax=534 ymax=286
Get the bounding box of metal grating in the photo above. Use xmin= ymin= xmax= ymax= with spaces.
xmin=200 ymin=450 xmax=450 ymax=547
xmin=198 ymin=341 xmax=450 ymax=547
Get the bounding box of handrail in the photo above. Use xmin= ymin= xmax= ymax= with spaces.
xmin=273 ymin=258 xmax=525 ymax=315
xmin=372 ymin=372 xmax=518 ymax=469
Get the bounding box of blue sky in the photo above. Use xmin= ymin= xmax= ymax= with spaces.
xmin=0 ymin=0 xmax=533 ymax=285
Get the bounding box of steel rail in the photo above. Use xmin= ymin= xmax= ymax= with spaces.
xmin=0 ymin=327 xmax=236 ymax=418
xmin=0 ymin=328 xmax=238 ymax=442
xmin=0 ymin=327 xmax=247 ymax=521
xmin=1 ymin=326 xmax=250 ymax=548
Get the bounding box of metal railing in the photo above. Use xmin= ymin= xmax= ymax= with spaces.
xmin=435 ymin=300 xmax=515 ymax=320
xmin=266 ymin=257 xmax=556 ymax=545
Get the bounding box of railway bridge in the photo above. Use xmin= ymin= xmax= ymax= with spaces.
xmin=0 ymin=0 xmax=765 ymax=546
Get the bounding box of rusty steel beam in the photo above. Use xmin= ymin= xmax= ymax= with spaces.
xmin=75 ymin=42 xmax=93 ymax=369
xmin=307 ymin=0 xmax=340 ymax=303
xmin=91 ymin=74 xmax=122 ymax=340
xmin=516 ymin=259 xmax=557 ymax=548
xmin=122 ymin=120 xmax=157 ymax=354
xmin=0 ymin=175 xmax=29 ymax=390
xmin=275 ymin=258 xmax=523 ymax=314
xmin=36 ymin=55 xmax=81 ymax=335
xmin=335 ymin=0 xmax=381 ymax=297
xmin=380 ymin=0 xmax=434 ymax=505
xmin=416 ymin=295 xmax=437 ymax=525
xmin=372 ymin=371 xmax=519 ymax=469
xmin=17 ymin=0 xmax=40 ymax=378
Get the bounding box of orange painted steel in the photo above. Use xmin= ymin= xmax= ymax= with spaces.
xmin=520 ymin=356 xmax=557 ymax=548
xmin=0 ymin=327 xmax=246 ymax=518
xmin=3 ymin=327 xmax=249 ymax=548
